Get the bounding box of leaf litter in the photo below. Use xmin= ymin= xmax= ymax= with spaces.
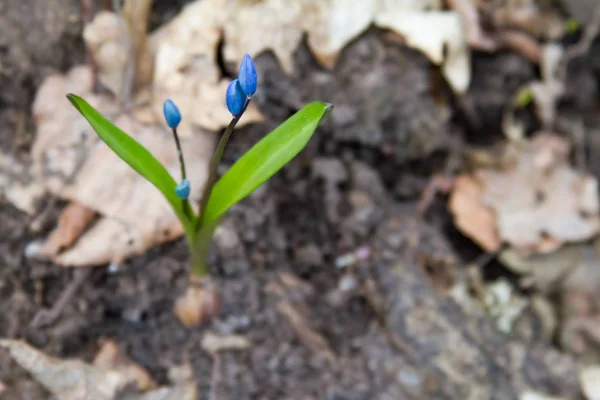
xmin=3 ymin=0 xmax=600 ymax=398
xmin=19 ymin=0 xmax=477 ymax=267
xmin=0 ymin=339 xmax=196 ymax=400
xmin=450 ymin=132 xmax=600 ymax=256
xmin=31 ymin=65 xmax=215 ymax=266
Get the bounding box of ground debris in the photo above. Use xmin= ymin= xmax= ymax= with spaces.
xmin=0 ymin=152 xmax=45 ymax=215
xmin=201 ymin=333 xmax=250 ymax=353
xmin=176 ymin=0 xmax=470 ymax=93
xmin=266 ymin=272 xmax=336 ymax=364
xmin=370 ymin=210 xmax=580 ymax=398
xmin=0 ymin=339 xmax=196 ymax=400
xmin=450 ymin=132 xmax=600 ymax=255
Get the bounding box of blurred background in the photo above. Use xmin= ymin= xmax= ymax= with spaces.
xmin=1 ymin=0 xmax=600 ymax=399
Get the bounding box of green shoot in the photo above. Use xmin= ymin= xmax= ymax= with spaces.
xmin=66 ymin=56 xmax=331 ymax=277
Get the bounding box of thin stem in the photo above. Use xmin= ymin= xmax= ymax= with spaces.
xmin=171 ymin=127 xmax=193 ymax=221
xmin=172 ymin=127 xmax=187 ymax=180
xmin=196 ymin=98 xmax=251 ymax=230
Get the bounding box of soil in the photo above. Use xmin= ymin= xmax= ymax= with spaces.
xmin=1 ymin=1 xmax=600 ymax=399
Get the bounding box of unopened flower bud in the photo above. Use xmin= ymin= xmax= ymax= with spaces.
xmin=175 ymin=178 xmax=191 ymax=200
xmin=163 ymin=99 xmax=182 ymax=129
xmin=225 ymin=79 xmax=245 ymax=116
xmin=238 ymin=53 xmax=257 ymax=96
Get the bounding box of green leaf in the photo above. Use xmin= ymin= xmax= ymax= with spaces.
xmin=202 ymin=101 xmax=332 ymax=225
xmin=66 ymin=94 xmax=196 ymax=236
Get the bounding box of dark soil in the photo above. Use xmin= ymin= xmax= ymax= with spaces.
xmin=1 ymin=0 xmax=600 ymax=399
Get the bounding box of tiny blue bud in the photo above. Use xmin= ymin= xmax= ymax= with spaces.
xmin=226 ymin=79 xmax=245 ymax=116
xmin=163 ymin=99 xmax=182 ymax=129
xmin=238 ymin=54 xmax=257 ymax=96
xmin=175 ymin=178 xmax=191 ymax=200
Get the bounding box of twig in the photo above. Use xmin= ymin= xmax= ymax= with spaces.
xmin=208 ymin=352 xmax=222 ymax=400
xmin=30 ymin=268 xmax=92 ymax=328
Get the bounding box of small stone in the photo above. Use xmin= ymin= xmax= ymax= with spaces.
xmin=294 ymin=244 xmax=323 ymax=267
xmin=312 ymin=157 xmax=348 ymax=184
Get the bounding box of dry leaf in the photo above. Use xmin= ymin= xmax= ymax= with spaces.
xmin=32 ymin=66 xmax=215 ymax=266
xmin=85 ymin=5 xmax=261 ymax=137
xmin=450 ymin=133 xmax=600 ymax=255
xmin=581 ymin=366 xmax=600 ymax=400
xmin=448 ymin=175 xmax=501 ymax=252
xmin=374 ymin=7 xmax=470 ymax=93
xmin=39 ymin=201 xmax=96 ymax=257
xmin=173 ymin=0 xmax=469 ymax=94
xmin=121 ymin=384 xmax=197 ymax=400
xmin=0 ymin=339 xmax=196 ymax=400
xmin=0 ymin=339 xmax=134 ymax=400
xmin=93 ymin=340 xmax=157 ymax=392
xmin=0 ymin=152 xmax=45 ymax=215
xmin=150 ymin=0 xmax=263 ymax=137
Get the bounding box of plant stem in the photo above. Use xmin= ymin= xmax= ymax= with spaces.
xmin=196 ymin=98 xmax=250 ymax=230
xmin=188 ymin=217 xmax=221 ymax=277
xmin=171 ymin=127 xmax=187 ymax=180
xmin=189 ymin=236 xmax=209 ymax=277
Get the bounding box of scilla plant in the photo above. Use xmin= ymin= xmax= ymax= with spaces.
xmin=67 ymin=54 xmax=331 ymax=277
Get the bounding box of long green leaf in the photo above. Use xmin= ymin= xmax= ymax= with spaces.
xmin=67 ymin=94 xmax=195 ymax=235
xmin=202 ymin=101 xmax=332 ymax=225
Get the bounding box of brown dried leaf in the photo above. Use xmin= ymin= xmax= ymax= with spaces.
xmin=171 ymin=0 xmax=469 ymax=94
xmin=150 ymin=0 xmax=263 ymax=137
xmin=93 ymin=340 xmax=157 ymax=392
xmin=39 ymin=201 xmax=96 ymax=257
xmin=481 ymin=134 xmax=599 ymax=252
xmin=0 ymin=339 xmax=195 ymax=400
xmin=32 ymin=66 xmax=215 ymax=266
xmin=374 ymin=5 xmax=470 ymax=93
xmin=0 ymin=339 xmax=132 ymax=400
xmin=121 ymin=384 xmax=197 ymax=400
xmin=451 ymin=133 xmax=600 ymax=255
xmin=448 ymin=175 xmax=501 ymax=252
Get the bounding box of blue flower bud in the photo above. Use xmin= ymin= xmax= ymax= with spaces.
xmin=238 ymin=53 xmax=257 ymax=96
xmin=226 ymin=79 xmax=245 ymax=116
xmin=163 ymin=99 xmax=182 ymax=129
xmin=175 ymin=178 xmax=191 ymax=200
